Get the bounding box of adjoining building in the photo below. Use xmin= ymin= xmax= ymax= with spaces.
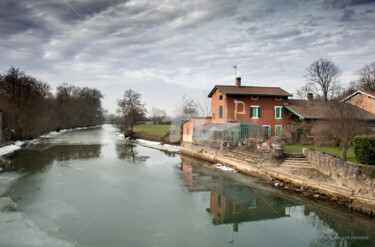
xmin=341 ymin=90 xmax=375 ymax=114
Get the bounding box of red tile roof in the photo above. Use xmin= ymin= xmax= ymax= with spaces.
xmin=208 ymin=85 xmax=292 ymax=97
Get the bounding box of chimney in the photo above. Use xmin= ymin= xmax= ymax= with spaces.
xmin=235 ymin=77 xmax=241 ymax=87
xmin=307 ymin=93 xmax=313 ymax=105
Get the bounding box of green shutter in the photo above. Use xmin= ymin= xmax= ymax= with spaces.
xmin=250 ymin=107 xmax=253 ymax=118
xmin=276 ymin=108 xmax=279 ymax=118
xmin=281 ymin=108 xmax=284 ymax=118
xmin=269 ymin=126 xmax=272 ymax=136
xmin=258 ymin=107 xmax=261 ymax=118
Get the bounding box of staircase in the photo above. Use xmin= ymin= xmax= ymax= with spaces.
xmin=281 ymin=153 xmax=313 ymax=169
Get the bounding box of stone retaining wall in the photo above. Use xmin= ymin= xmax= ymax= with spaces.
xmin=303 ymin=148 xmax=375 ymax=195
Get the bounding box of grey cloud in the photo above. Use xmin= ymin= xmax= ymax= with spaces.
xmin=324 ymin=0 xmax=375 ymax=8
xmin=340 ymin=9 xmax=355 ymax=21
xmin=236 ymin=8 xmax=275 ymax=23
xmin=260 ymin=29 xmax=302 ymax=41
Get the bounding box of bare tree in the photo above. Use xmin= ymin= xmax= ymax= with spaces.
xmin=150 ymin=107 xmax=167 ymax=124
xmin=117 ymin=89 xmax=147 ymax=135
xmin=174 ymin=95 xmax=198 ymax=120
xmin=302 ymin=58 xmax=342 ymax=101
xmin=197 ymin=91 xmax=211 ymax=117
xmin=356 ymin=62 xmax=375 ymax=92
xmin=311 ymin=101 xmax=367 ymax=160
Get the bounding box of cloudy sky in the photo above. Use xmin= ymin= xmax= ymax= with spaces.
xmin=1 ymin=0 xmax=375 ymax=114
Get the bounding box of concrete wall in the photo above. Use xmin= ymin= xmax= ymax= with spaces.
xmin=347 ymin=93 xmax=375 ymax=113
xmin=303 ymin=148 xmax=375 ymax=195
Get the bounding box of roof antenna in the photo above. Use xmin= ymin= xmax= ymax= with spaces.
xmin=231 ymin=65 xmax=237 ymax=80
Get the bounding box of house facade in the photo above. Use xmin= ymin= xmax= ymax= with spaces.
xmin=342 ymin=90 xmax=375 ymax=114
xmin=183 ymin=78 xmax=292 ymax=142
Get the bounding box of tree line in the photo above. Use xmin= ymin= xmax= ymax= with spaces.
xmin=0 ymin=66 xmax=104 ymax=140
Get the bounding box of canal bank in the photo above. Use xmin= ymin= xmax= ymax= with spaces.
xmin=180 ymin=142 xmax=375 ymax=217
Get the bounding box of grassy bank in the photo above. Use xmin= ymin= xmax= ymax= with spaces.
xmin=133 ymin=122 xmax=180 ymax=145
xmin=285 ymin=144 xmax=358 ymax=163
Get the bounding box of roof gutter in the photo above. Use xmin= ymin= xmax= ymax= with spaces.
xmin=283 ymin=105 xmax=304 ymax=120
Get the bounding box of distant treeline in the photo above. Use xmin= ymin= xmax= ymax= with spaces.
xmin=0 ymin=66 xmax=104 ymax=140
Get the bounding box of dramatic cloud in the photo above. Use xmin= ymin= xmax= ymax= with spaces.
xmin=1 ymin=0 xmax=375 ymax=114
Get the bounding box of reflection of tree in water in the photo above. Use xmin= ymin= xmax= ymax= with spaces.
xmin=2 ymin=144 xmax=101 ymax=172
xmin=116 ymin=142 xmax=149 ymax=163
xmin=162 ymin=151 xmax=176 ymax=158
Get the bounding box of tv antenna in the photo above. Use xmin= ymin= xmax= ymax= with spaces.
xmin=231 ymin=65 xmax=237 ymax=79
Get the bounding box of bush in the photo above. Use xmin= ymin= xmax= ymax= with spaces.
xmin=353 ymin=135 xmax=375 ymax=165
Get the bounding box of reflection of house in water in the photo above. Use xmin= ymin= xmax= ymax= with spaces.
xmin=181 ymin=163 xmax=208 ymax=192
xmin=180 ymin=156 xmax=294 ymax=231
xmin=207 ymin=183 xmax=288 ymax=228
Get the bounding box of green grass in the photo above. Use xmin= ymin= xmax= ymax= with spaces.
xmin=133 ymin=122 xmax=170 ymax=137
xmin=285 ymin=144 xmax=358 ymax=163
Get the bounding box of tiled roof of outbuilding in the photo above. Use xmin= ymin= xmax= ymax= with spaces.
xmin=285 ymin=99 xmax=375 ymax=120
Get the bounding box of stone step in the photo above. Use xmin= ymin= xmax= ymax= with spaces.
xmin=282 ymin=165 xmax=315 ymax=169
xmin=284 ymin=153 xmax=305 ymax=158
xmin=284 ymin=157 xmax=308 ymax=160
xmin=283 ymin=160 xmax=309 ymax=163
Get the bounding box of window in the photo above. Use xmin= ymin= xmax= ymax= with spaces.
xmin=263 ymin=125 xmax=271 ymax=137
xmin=213 ymin=113 xmax=215 ymax=119
xmin=275 ymin=106 xmax=284 ymax=119
xmin=275 ymin=96 xmax=282 ymax=101
xmin=250 ymin=106 xmax=261 ymax=119
xmin=219 ymin=106 xmax=223 ymax=119
xmin=219 ymin=95 xmax=223 ymax=100
xmin=186 ymin=127 xmax=189 ymax=135
xmin=275 ymin=125 xmax=282 ymax=136
xmin=218 ymin=195 xmax=221 ymax=207
xmin=251 ymin=96 xmax=259 ymax=100
xmin=248 ymin=199 xmax=258 ymax=209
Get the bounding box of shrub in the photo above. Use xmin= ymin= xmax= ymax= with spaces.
xmin=353 ymin=135 xmax=375 ymax=165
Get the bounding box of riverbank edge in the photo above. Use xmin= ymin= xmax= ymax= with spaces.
xmin=0 ymin=125 xmax=102 ymax=157
xmin=180 ymin=142 xmax=375 ymax=217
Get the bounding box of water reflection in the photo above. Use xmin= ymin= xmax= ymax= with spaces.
xmin=1 ymin=144 xmax=101 ymax=172
xmin=180 ymin=155 xmax=375 ymax=246
xmin=116 ymin=142 xmax=149 ymax=163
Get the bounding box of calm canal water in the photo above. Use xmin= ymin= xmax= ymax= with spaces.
xmin=0 ymin=124 xmax=374 ymax=247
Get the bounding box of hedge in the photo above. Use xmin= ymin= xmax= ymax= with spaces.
xmin=353 ymin=135 xmax=375 ymax=165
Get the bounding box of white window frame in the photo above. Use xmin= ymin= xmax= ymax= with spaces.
xmin=251 ymin=96 xmax=259 ymax=100
xmin=275 ymin=106 xmax=283 ymax=119
xmin=250 ymin=105 xmax=259 ymax=119
xmin=275 ymin=125 xmax=282 ymax=136
xmin=275 ymin=96 xmax=282 ymax=101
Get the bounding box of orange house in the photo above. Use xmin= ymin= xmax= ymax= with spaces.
xmin=342 ymin=90 xmax=375 ymax=114
xmin=208 ymin=77 xmax=291 ymax=137
xmin=182 ymin=77 xmax=292 ymax=143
